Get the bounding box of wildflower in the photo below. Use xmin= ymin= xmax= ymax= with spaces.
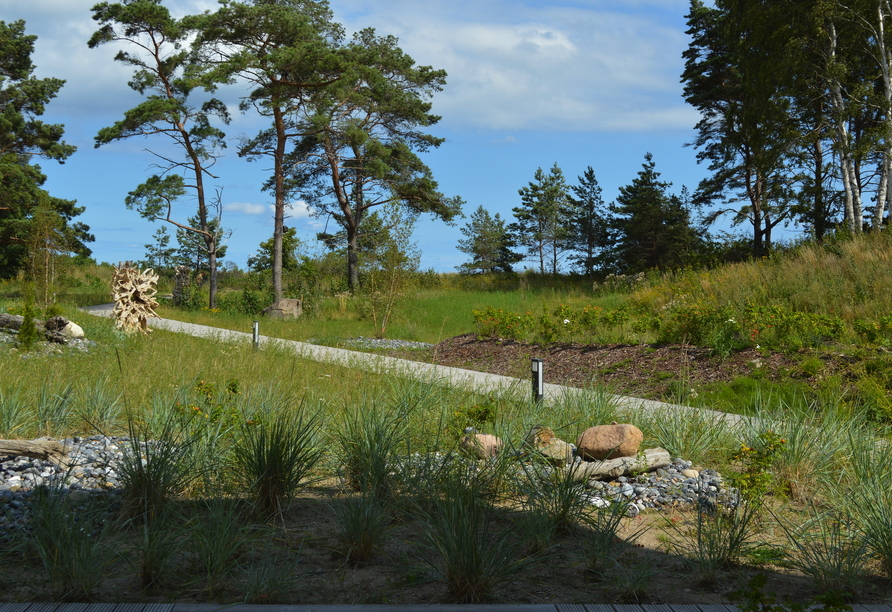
xmin=563 ymin=319 xmax=570 ymax=325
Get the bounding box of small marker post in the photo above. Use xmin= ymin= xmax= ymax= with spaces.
xmin=252 ymin=320 xmax=259 ymax=351
xmin=531 ymin=358 xmax=544 ymax=404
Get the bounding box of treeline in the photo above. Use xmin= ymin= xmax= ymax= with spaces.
xmin=1 ymin=0 xmax=461 ymax=312
xmin=456 ymin=155 xmax=748 ymax=278
xmin=681 ymin=0 xmax=892 ymax=254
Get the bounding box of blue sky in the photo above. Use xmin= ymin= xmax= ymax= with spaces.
xmin=3 ymin=0 xmax=786 ymax=271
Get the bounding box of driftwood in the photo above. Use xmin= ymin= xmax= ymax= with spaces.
xmin=564 ymin=447 xmax=671 ymax=481
xmin=113 ymin=261 xmax=159 ymax=334
xmin=0 ymin=437 xmax=69 ymax=464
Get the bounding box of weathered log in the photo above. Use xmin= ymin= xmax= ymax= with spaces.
xmin=0 ymin=437 xmax=69 ymax=464
xmin=564 ymin=447 xmax=671 ymax=481
xmin=0 ymin=313 xmax=27 ymax=330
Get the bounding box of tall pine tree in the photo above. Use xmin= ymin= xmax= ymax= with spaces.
xmin=511 ymin=163 xmax=570 ymax=274
xmin=567 ymin=166 xmax=610 ymax=278
xmin=611 ymin=154 xmax=699 ymax=274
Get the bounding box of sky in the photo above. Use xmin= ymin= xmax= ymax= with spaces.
xmin=2 ymin=0 xmax=784 ymax=272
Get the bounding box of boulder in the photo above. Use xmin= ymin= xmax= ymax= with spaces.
xmin=523 ymin=425 xmax=556 ymax=450
xmin=262 ymin=298 xmax=302 ymax=319
xmin=539 ymin=440 xmax=575 ymax=467
xmin=45 ymin=315 xmax=84 ymax=340
xmin=577 ymin=423 xmax=643 ymax=460
xmin=460 ymin=432 xmax=502 ymax=459
xmin=61 ymin=322 xmax=84 ymax=339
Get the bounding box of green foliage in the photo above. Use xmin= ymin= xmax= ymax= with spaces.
xmin=216 ymin=289 xmax=269 ymax=316
xmin=356 ymin=207 xmax=421 ymax=338
xmin=335 ymin=403 xmax=405 ymax=500
xmin=781 ymin=508 xmax=870 ymax=597
xmin=664 ymin=496 xmax=763 ymax=584
xmin=413 ymin=462 xmax=533 ymax=604
xmin=580 ymin=499 xmax=646 ymax=577
xmin=329 ymin=495 xmax=391 ymax=565
xmin=730 ymin=430 xmax=787 ymax=500
xmin=117 ymin=408 xmax=202 ymax=519
xmin=566 ymin=166 xmax=611 ymax=277
xmin=456 ymin=205 xmax=521 ymax=273
xmin=471 ymin=303 xmax=632 ymax=343
xmin=731 ymin=573 xmax=854 ymax=612
xmin=446 ymin=400 xmax=498 ymax=439
xmin=510 ymin=163 xmax=571 ymax=275
xmin=17 ymin=294 xmax=38 ymax=351
xmin=515 ymin=460 xmax=592 ymax=553
xmin=610 ymin=154 xmax=700 ymax=274
xmin=188 ymin=500 xmax=255 ymax=596
xmin=0 ymin=20 xmax=92 ymax=279
xmin=90 ymin=0 xmax=230 ymax=308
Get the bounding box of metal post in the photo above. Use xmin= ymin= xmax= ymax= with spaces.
xmin=252 ymin=320 xmax=259 ymax=351
xmin=531 ymin=358 xmax=544 ymax=404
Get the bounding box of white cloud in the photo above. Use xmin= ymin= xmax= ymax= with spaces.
xmin=285 ymin=200 xmax=315 ymax=219
xmin=224 ymin=202 xmax=268 ymax=216
xmin=7 ymin=0 xmax=699 ymax=134
xmin=330 ymin=0 xmax=695 ymax=133
xmin=224 ymin=200 xmax=316 ymax=221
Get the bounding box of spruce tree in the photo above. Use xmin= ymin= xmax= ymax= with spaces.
xmin=611 ymin=154 xmax=700 ymax=274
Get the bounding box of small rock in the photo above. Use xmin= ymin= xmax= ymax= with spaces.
xmin=681 ymin=469 xmax=700 ymax=479
xmin=459 ymin=432 xmax=502 ymax=459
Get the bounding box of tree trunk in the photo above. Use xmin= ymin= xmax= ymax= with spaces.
xmin=208 ymin=239 xmax=217 ymax=309
xmin=814 ymin=137 xmax=826 ymax=241
xmin=828 ymin=22 xmax=859 ymax=233
xmin=272 ymin=104 xmax=286 ymax=302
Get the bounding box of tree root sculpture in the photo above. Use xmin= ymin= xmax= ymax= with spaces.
xmin=112 ymin=261 xmax=159 ymax=334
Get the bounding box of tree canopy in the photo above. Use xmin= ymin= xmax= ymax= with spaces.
xmin=90 ymin=0 xmax=230 ymax=307
xmin=0 ymin=20 xmax=92 ymax=278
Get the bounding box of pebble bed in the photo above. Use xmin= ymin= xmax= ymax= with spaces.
xmin=0 ymin=329 xmax=98 ymax=358
xmin=0 ymin=435 xmax=735 ymax=538
xmin=339 ymin=336 xmax=433 ymax=350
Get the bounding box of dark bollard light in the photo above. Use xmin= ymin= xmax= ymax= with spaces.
xmin=531 ymin=358 xmax=544 ymax=404
xmin=253 ymin=320 xmax=259 ymax=351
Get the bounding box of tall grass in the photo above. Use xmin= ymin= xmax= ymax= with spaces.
xmin=632 ymin=405 xmax=740 ymax=465
xmin=25 ymin=484 xmax=118 ymax=600
xmin=116 ymin=408 xmax=203 ymax=518
xmin=334 ymin=402 xmax=407 ymax=499
xmin=413 ymin=457 xmax=532 ymax=603
xmin=233 ymin=402 xmax=324 ymax=517
xmin=631 ymin=232 xmax=892 ymax=325
xmin=0 ymin=387 xmax=28 ymax=437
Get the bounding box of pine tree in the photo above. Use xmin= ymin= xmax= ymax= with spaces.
xmin=611 ymin=153 xmax=700 ymax=274
xmin=0 ymin=20 xmax=92 ymax=278
xmin=567 ymin=167 xmax=610 ymax=278
xmin=456 ymin=206 xmax=520 ymax=273
xmin=510 ymin=163 xmax=571 ymax=274
xmin=142 ymin=226 xmax=176 ymax=272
